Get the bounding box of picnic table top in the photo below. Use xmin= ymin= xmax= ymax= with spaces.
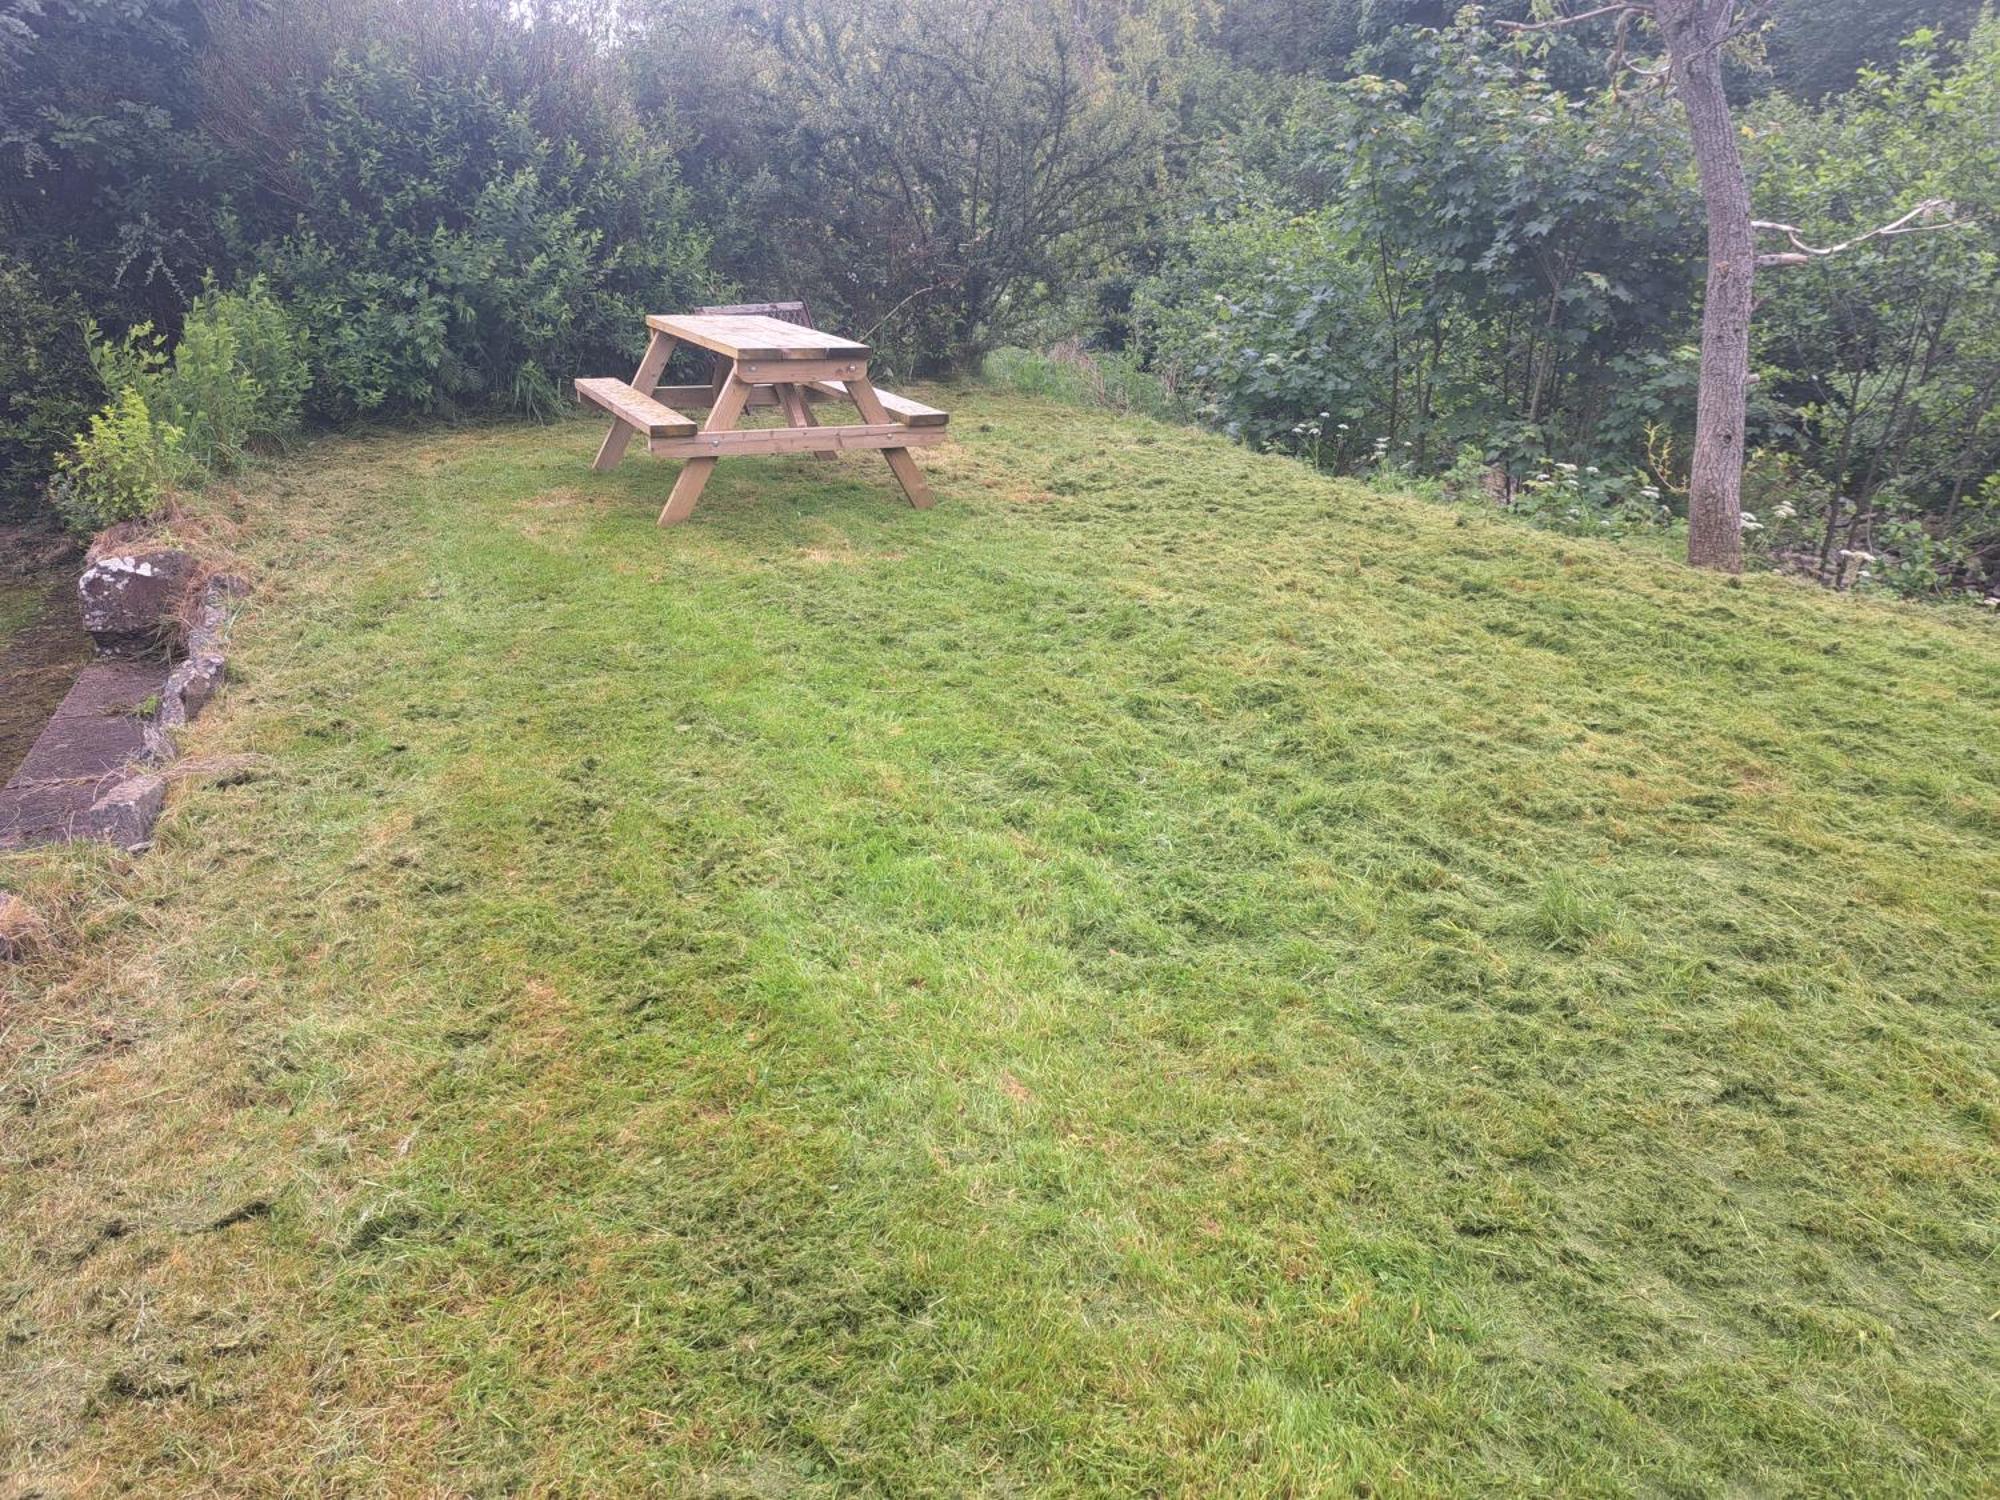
xmin=646 ymin=313 xmax=871 ymax=362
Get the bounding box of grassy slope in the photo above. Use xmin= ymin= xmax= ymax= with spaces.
xmin=2 ymin=391 xmax=1995 ymax=1496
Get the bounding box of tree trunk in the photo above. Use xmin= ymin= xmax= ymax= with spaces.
xmin=1660 ymin=0 xmax=1751 ymax=573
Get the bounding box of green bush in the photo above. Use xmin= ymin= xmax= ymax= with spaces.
xmin=1136 ymin=26 xmax=1701 ymax=473
xmin=89 ymin=277 xmax=309 ymax=474
xmin=1133 ymin=201 xmax=1391 ymax=458
xmin=236 ymin=43 xmax=707 ymax=422
xmin=0 ymin=261 xmax=101 ymax=522
xmin=48 ymin=386 xmax=187 ymax=536
xmin=160 ymin=278 xmax=309 ymax=469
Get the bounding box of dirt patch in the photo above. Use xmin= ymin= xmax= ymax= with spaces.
xmin=0 ymin=528 xmax=93 ymax=781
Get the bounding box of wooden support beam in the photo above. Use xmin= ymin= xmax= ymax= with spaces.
xmin=843 ymin=374 xmax=935 ymax=508
xmin=659 ymin=371 xmax=753 ymax=526
xmin=772 ymin=382 xmax=833 ymax=462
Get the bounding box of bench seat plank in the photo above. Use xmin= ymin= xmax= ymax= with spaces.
xmin=805 ymin=381 xmax=949 ymax=427
xmin=575 ymin=377 xmax=698 ymax=438
xmin=650 ymin=424 xmax=947 ymax=459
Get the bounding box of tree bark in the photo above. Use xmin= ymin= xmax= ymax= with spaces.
xmin=1659 ymin=0 xmax=1750 ymax=572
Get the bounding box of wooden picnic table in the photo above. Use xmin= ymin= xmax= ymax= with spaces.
xmin=576 ymin=312 xmax=949 ymax=526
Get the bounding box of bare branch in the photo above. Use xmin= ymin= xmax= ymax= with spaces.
xmin=1497 ymin=3 xmax=1649 ymax=33
xmin=1754 ymin=199 xmax=1973 ymax=269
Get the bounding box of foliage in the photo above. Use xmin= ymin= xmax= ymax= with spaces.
xmin=4 ymin=395 xmax=1995 ymax=1489
xmin=1134 ymin=195 xmax=1392 ymax=454
xmin=47 ymin=384 xmax=185 ymax=534
xmin=982 ymin=342 xmax=1191 ymax=423
xmin=633 ymin=0 xmax=1161 ymax=373
xmin=0 ymin=260 xmax=100 ymax=520
xmin=1506 ymin=458 xmax=1675 ymax=539
xmin=217 ymin=32 xmax=708 ymax=422
xmin=1741 ymin=452 xmax=2000 ymax=604
xmin=0 ymin=0 xmax=709 ymax=504
xmin=1136 ymin=23 xmax=1702 ymax=474
xmin=0 ymin=0 xmax=222 ymax=332
xmin=90 ymin=277 xmax=308 ymax=472
xmin=1747 ymin=17 xmax=2000 ymax=597
xmin=1767 ymin=0 xmax=1986 ymax=100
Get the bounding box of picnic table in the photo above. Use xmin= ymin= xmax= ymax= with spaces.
xmin=577 ymin=310 xmax=949 ymax=526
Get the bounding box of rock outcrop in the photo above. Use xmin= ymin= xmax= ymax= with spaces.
xmin=77 ymin=546 xmax=201 ymax=656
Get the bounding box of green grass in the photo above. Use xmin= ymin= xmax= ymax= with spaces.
xmin=2 ymin=389 xmax=1996 ymax=1495
xmin=0 ymin=573 xmax=52 ymax=645
xmin=0 ymin=593 xmax=32 ymax=643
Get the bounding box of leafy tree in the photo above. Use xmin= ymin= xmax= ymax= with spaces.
xmin=0 ymin=0 xmax=225 ymax=331
xmin=1503 ymin=0 xmax=1968 ymax=572
xmin=1137 ymin=21 xmax=1700 ymax=472
xmin=1767 ymin=0 xmax=1985 ymax=99
xmin=633 ymin=0 xmax=1160 ymax=372
xmin=1750 ymin=18 xmax=2000 ymax=589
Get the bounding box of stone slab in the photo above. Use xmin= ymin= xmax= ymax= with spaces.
xmin=46 ymin=658 xmax=164 ymax=720
xmin=1 ymin=572 xmax=248 ymax=852
xmin=7 ymin=661 xmax=160 ymax=784
xmin=0 ymin=781 xmax=105 ymax=847
xmin=0 ymin=661 xmax=167 ymax=848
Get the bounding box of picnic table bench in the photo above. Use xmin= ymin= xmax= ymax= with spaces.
xmin=577 ymin=307 xmax=948 ymax=525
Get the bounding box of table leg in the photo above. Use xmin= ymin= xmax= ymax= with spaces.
xmin=594 ymin=332 xmax=677 ymax=472
xmin=660 ymin=368 xmax=753 ymax=526
xmin=773 ymin=382 xmax=833 ymax=461
xmin=843 ymin=373 xmax=934 ymax=508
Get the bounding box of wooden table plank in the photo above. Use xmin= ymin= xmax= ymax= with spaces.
xmin=646 ymin=313 xmax=871 ymax=362
xmin=576 ymin=376 xmax=697 ymax=438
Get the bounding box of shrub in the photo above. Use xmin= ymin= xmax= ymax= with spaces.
xmin=88 ymin=277 xmax=309 ymax=474
xmin=231 ymin=42 xmax=707 ymax=421
xmin=48 ymin=386 xmax=187 ymax=536
xmin=0 ymin=261 xmax=102 ymax=522
xmin=1507 ymin=461 xmax=1675 ymax=541
xmin=160 ymin=278 xmax=309 ymax=468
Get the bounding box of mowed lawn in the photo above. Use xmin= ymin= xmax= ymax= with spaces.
xmin=2 ymin=390 xmax=1996 ymax=1496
